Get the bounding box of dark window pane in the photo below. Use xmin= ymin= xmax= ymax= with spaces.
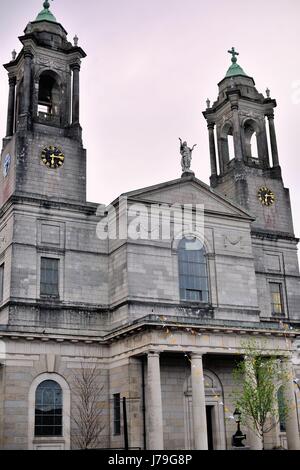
xmin=270 ymin=283 xmax=284 ymax=315
xmin=178 ymin=238 xmax=209 ymax=303
xmin=40 ymin=258 xmax=59 ymax=297
xmin=113 ymin=393 xmax=121 ymax=436
xmin=35 ymin=380 xmax=63 ymax=437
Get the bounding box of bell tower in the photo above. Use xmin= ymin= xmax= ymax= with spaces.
xmin=203 ymin=48 xmax=294 ymax=236
xmin=1 ymin=1 xmax=87 ymax=206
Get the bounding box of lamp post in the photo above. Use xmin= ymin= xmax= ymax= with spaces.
xmin=232 ymin=408 xmax=247 ymax=448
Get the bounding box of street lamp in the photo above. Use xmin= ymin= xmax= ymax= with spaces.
xmin=232 ymin=408 xmax=247 ymax=448
xmin=294 ymin=379 xmax=300 ymax=391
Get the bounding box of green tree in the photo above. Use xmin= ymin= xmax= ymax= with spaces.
xmin=232 ymin=341 xmax=290 ymax=450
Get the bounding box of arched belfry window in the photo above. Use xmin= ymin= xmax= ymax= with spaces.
xmin=244 ymin=119 xmax=259 ymax=159
xmin=35 ymin=380 xmax=63 ymax=437
xmin=220 ymin=122 xmax=235 ymax=165
xmin=178 ymin=238 xmax=209 ymax=302
xmin=38 ymin=71 xmax=60 ymax=116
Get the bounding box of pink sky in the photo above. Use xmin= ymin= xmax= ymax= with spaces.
xmin=0 ymin=0 xmax=300 ymax=244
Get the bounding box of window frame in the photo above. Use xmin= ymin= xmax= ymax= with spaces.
xmin=34 ymin=380 xmax=63 ymax=438
xmin=269 ymin=282 xmax=284 ymax=316
xmin=178 ymin=238 xmax=209 ymax=304
xmin=40 ymin=257 xmax=60 ymax=298
xmin=28 ymin=373 xmax=71 ymax=450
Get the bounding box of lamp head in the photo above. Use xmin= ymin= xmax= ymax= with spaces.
xmin=233 ymin=408 xmax=241 ymax=422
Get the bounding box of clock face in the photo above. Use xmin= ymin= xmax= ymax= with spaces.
xmin=257 ymin=186 xmax=275 ymax=206
xmin=41 ymin=146 xmax=65 ymax=169
xmin=3 ymin=154 xmax=11 ymax=177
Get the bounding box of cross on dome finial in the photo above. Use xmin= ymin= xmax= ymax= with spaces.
xmin=228 ymin=47 xmax=239 ymax=64
xmin=43 ymin=0 xmax=53 ymax=10
xmin=35 ymin=0 xmax=56 ymax=23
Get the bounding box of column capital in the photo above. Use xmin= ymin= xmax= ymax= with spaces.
xmin=266 ymin=113 xmax=275 ymax=120
xmin=8 ymin=76 xmax=16 ymax=86
xmin=190 ymin=352 xmax=204 ymax=360
xmin=148 ymin=350 xmax=161 ymax=358
xmin=23 ymin=50 xmax=34 ymax=60
xmin=281 ymin=355 xmax=293 ymax=364
xmin=207 ymin=122 xmax=215 ymax=130
xmin=70 ymin=62 xmax=81 ymax=71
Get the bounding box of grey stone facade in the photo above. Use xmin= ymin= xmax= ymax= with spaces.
xmin=0 ymin=5 xmax=299 ymax=450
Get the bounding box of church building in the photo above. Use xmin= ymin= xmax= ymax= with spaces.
xmin=0 ymin=2 xmax=299 ymax=450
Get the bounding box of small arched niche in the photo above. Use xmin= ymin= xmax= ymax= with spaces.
xmin=37 ymin=70 xmax=61 ymax=118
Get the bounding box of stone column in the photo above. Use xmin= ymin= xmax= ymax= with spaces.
xmin=247 ymin=428 xmax=263 ymax=450
xmin=147 ymin=351 xmax=164 ymax=449
xmin=231 ymin=100 xmax=243 ymax=161
xmin=22 ymin=52 xmax=33 ymax=115
xmin=260 ymin=121 xmax=270 ymax=167
xmin=71 ymin=63 xmax=80 ymax=124
xmin=208 ymin=123 xmax=217 ymax=177
xmin=191 ymin=353 xmax=208 ymax=449
xmin=6 ymin=76 xmax=16 ymax=137
xmin=267 ymin=114 xmax=279 ymax=167
xmin=282 ymin=358 xmax=300 ymax=450
xmin=244 ymin=357 xmax=263 ymax=450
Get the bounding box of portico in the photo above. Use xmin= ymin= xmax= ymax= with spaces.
xmin=111 ymin=318 xmax=300 ymax=451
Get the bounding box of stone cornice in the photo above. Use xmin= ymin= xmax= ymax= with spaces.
xmin=0 ymin=193 xmax=99 ymax=218
xmin=0 ymin=313 xmax=298 ymax=346
xmin=251 ymin=230 xmax=299 ymax=243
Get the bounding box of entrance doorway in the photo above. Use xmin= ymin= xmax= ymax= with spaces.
xmin=206 ymin=406 xmax=214 ymax=450
xmin=184 ymin=371 xmax=226 ymax=450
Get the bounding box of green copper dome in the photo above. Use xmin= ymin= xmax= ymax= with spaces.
xmin=226 ymin=62 xmax=247 ymax=77
xmin=225 ymin=47 xmax=247 ymax=77
xmin=35 ymin=1 xmax=57 ymax=23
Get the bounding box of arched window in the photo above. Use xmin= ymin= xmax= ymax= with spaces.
xmin=38 ymin=71 xmax=60 ymax=116
xmin=220 ymin=122 xmax=235 ymax=166
xmin=178 ymin=238 xmax=209 ymax=302
xmin=244 ymin=119 xmax=259 ymax=159
xmin=35 ymin=380 xmax=63 ymax=437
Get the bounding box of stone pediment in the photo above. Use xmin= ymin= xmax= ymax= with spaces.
xmin=120 ymin=175 xmax=253 ymax=220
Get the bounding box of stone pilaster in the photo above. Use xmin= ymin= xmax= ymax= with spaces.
xmin=282 ymin=358 xmax=300 ymax=450
xmin=71 ymin=63 xmax=80 ymax=124
xmin=6 ymin=76 xmax=16 ymax=137
xmin=230 ymin=98 xmax=243 ymax=161
xmin=267 ymin=114 xmax=279 ymax=167
xmin=22 ymin=52 xmax=33 ymax=115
